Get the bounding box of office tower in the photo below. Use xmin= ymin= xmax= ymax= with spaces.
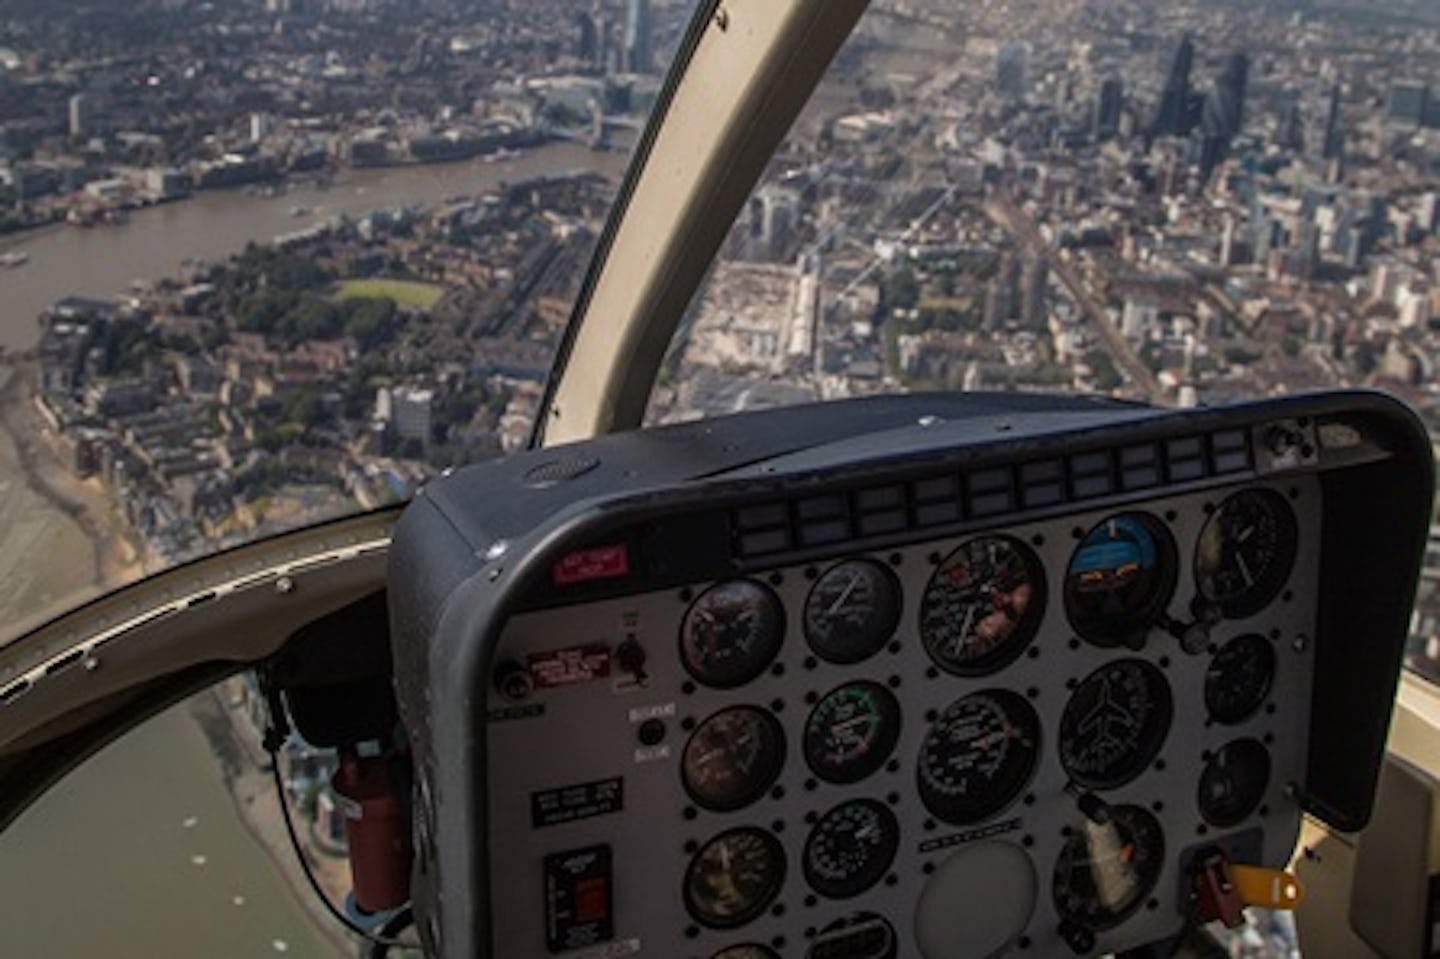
xmin=1094 ymin=77 xmax=1124 ymax=140
xmin=1279 ymin=99 xmax=1304 ymax=153
xmin=624 ymin=0 xmax=652 ymax=74
xmin=996 ymin=43 xmax=1026 ymax=99
xmin=1151 ymin=34 xmax=1196 ymax=137
xmin=1321 ymin=81 xmax=1344 ymax=160
xmin=575 ymin=11 xmax=598 ymax=62
xmin=68 ymin=93 xmax=94 ymax=139
xmin=1021 ymin=254 xmax=1049 ymax=330
xmin=1212 ymin=53 xmax=1249 ymax=138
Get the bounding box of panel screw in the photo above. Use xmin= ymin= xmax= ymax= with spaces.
xmin=1291 ymin=634 xmax=1309 ymax=653
xmin=714 ymin=6 xmax=729 ymax=30
xmin=275 ymin=576 xmax=295 ymax=595
xmin=83 ymin=656 xmax=100 ymax=672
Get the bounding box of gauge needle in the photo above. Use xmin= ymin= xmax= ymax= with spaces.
xmin=1236 ymin=551 xmax=1255 ymax=587
xmin=828 ymin=573 xmax=862 ymax=615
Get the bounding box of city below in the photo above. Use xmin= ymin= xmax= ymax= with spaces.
xmin=1 ymin=1 xmax=1439 ymax=953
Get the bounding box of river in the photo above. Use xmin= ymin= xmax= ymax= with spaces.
xmin=0 ymin=141 xmax=629 ymax=353
xmin=0 ymin=141 xmax=633 ymax=957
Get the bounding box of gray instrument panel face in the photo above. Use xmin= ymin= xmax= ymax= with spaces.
xmin=485 ymin=477 xmax=1319 ymax=958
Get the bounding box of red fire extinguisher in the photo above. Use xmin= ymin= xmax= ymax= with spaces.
xmin=331 ymin=744 xmax=413 ymax=914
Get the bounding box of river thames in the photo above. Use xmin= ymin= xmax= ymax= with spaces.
xmin=0 ymin=141 xmax=630 ymax=957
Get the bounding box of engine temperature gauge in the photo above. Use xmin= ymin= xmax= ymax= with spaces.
xmin=803 ymin=799 xmax=899 ymax=899
xmin=803 ymin=682 xmax=902 ymax=785
xmin=804 ymin=559 xmax=902 ymax=664
xmin=683 ymin=706 xmax=786 ymax=812
xmin=684 ymin=828 xmax=787 ymax=930
xmin=680 ymin=580 xmax=785 ymax=688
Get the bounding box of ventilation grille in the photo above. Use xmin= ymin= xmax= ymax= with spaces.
xmin=731 ymin=428 xmax=1252 ymax=559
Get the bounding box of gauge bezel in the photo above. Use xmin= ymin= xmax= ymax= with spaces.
xmin=1058 ymin=658 xmax=1174 ymax=790
xmin=710 ymin=946 xmax=780 ymax=959
xmin=683 ymin=827 xmax=788 ymax=930
xmin=681 ymin=705 xmax=787 ymax=812
xmin=679 ymin=579 xmax=786 ymax=689
xmin=919 ymin=534 xmax=1048 ymax=677
xmin=802 ymin=681 xmax=903 ymax=785
xmin=802 ymin=798 xmax=900 ymax=900
xmin=1204 ymin=633 xmax=1277 ymax=725
xmin=1052 ymin=804 xmax=1166 ymax=931
xmin=1195 ymin=487 xmax=1300 ymax=620
xmin=803 ymin=558 xmax=903 ymax=665
xmin=1197 ymin=738 xmax=1272 ymax=827
xmin=1063 ymin=512 xmax=1179 ymax=647
xmin=917 ymin=688 xmax=1042 ymax=825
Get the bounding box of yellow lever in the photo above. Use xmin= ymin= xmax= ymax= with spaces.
xmin=1230 ymin=865 xmax=1305 ymax=910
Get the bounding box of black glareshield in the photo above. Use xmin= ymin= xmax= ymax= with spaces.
xmin=387 ymin=390 xmax=1432 ymax=959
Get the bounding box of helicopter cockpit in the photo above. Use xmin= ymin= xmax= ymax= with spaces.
xmin=1 ymin=1 xmax=1437 ymax=958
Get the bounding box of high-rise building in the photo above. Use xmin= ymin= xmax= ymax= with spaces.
xmin=1385 ymin=81 xmax=1430 ymax=128
xmin=1151 ymin=34 xmax=1196 ymax=138
xmin=995 ymin=43 xmax=1026 ymax=99
xmin=575 ymin=11 xmax=598 ymax=63
xmin=1278 ymin=99 xmax=1305 ymax=153
xmin=1020 ymin=255 xmax=1049 ymax=330
xmin=624 ymin=0 xmax=652 ymax=74
xmin=1093 ymin=77 xmax=1124 ymax=141
xmin=1321 ymin=82 xmax=1344 ymax=160
xmin=1198 ymin=56 xmax=1247 ymax=183
xmin=68 ymin=93 xmax=94 ymax=139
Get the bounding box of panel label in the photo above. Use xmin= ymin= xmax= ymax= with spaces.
xmin=554 ymin=544 xmax=630 ymax=586
xmin=532 ymin=777 xmax=624 ymax=829
xmin=530 ymin=644 xmax=611 ymax=688
xmin=918 ymin=817 xmax=1021 ymax=854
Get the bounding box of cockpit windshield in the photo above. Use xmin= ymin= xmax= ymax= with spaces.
xmin=0 ymin=0 xmax=677 ymax=640
xmin=0 ymin=2 xmax=1439 ymax=956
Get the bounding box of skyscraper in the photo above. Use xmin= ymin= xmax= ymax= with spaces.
xmin=624 ymin=0 xmax=652 ymax=74
xmin=68 ymin=93 xmax=94 ymax=139
xmin=1321 ymin=81 xmax=1344 ymax=160
xmin=1020 ymin=255 xmax=1049 ymax=330
xmin=995 ymin=44 xmax=1026 ymax=100
xmin=1093 ymin=77 xmax=1124 ymax=141
xmin=1151 ymin=34 xmax=1196 ymax=138
xmin=1198 ymin=53 xmax=1248 ymax=182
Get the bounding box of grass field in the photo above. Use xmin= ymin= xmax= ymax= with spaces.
xmin=335 ymin=278 xmax=446 ymax=310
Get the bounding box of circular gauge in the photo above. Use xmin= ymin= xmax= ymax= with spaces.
xmin=684 ymin=828 xmax=787 ymax=930
xmin=1205 ymin=634 xmax=1276 ymax=724
xmin=803 ymin=799 xmax=900 ymax=899
xmin=712 ymin=947 xmax=779 ymax=959
xmin=680 ymin=580 xmax=785 ymax=688
xmin=1198 ymin=738 xmax=1271 ymax=827
xmin=918 ymin=689 xmax=1041 ymax=825
xmin=682 ymin=707 xmax=786 ymax=812
xmin=1053 ymin=804 xmax=1165 ymax=930
xmin=1064 ymin=513 xmax=1177 ymax=646
xmin=920 ymin=535 xmax=1046 ymax=676
xmin=1059 ymin=659 xmax=1173 ymax=790
xmin=803 ymin=682 xmax=902 ymax=784
xmin=804 ymin=559 xmax=902 ymax=664
xmin=1196 ymin=488 xmax=1299 ymax=619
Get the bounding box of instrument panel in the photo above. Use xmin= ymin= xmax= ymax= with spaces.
xmin=481 ymin=479 xmax=1320 ymax=958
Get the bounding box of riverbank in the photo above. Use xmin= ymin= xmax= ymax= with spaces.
xmin=191 ymin=686 xmax=357 ymax=958
xmin=0 ymin=361 xmax=145 ymax=634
